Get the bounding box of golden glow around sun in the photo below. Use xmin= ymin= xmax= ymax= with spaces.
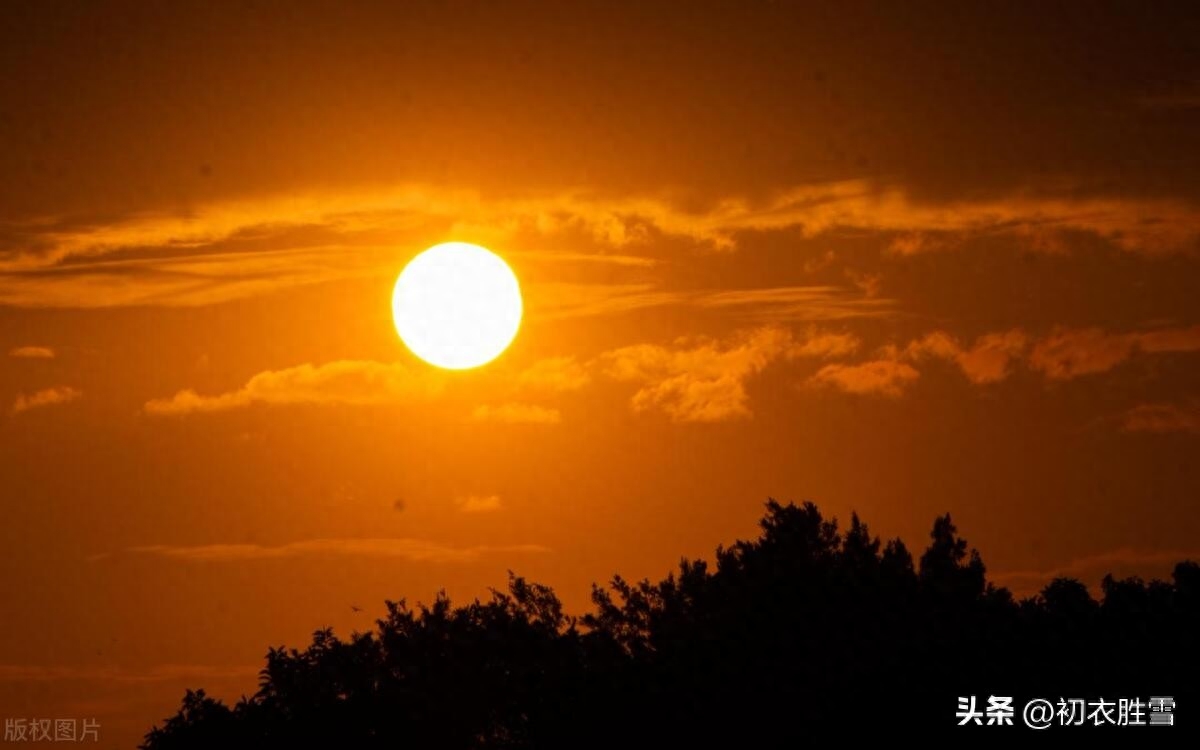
xmin=392 ymin=242 xmax=523 ymax=370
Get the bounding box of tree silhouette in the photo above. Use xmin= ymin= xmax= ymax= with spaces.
xmin=142 ymin=501 xmax=1198 ymax=748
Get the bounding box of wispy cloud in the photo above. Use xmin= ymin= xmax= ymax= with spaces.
xmin=7 ymin=345 xmax=55 ymax=359
xmin=804 ymin=322 xmax=1200 ymax=399
xmin=805 ymin=328 xmax=1024 ymax=397
xmin=532 ymin=283 xmax=687 ymax=321
xmin=789 ymin=328 xmax=862 ymax=359
xmin=1121 ymin=400 xmax=1200 ymax=434
xmin=993 ymin=548 xmax=1200 ymax=597
xmin=534 ymin=283 xmax=887 ymax=323
xmin=1028 ymin=324 xmax=1200 ymax=380
xmin=516 ymin=356 xmax=590 ymax=392
xmin=696 ymin=285 xmax=894 ymax=322
xmin=4 ymin=180 xmax=1195 ymax=309
xmin=121 ymin=538 xmax=548 ymax=563
xmin=144 ymin=360 xmax=441 ymax=415
xmin=141 ymin=325 xmax=868 ymax=422
xmin=509 ymin=249 xmax=656 ymax=268
xmin=8 ymin=181 xmax=1200 ymax=263
xmin=12 ymin=386 xmax=81 ymax=414
xmin=906 ymin=329 xmax=1029 ymax=384
xmin=808 ymin=360 xmax=920 ymax=397
xmin=601 ymin=326 xmax=794 ymax=422
xmin=140 ymin=323 xmax=1200 ymax=419
xmin=456 ymin=495 xmax=503 ymax=514
xmin=0 ymin=244 xmax=393 ymax=309
xmin=471 ymin=403 xmax=561 ymax=425
xmin=0 ymin=664 xmax=258 ymax=683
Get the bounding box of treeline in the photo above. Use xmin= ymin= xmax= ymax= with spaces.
xmin=143 ymin=501 xmax=1199 ymax=747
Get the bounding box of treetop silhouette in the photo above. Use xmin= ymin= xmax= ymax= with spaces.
xmin=143 ymin=500 xmax=1198 ymax=748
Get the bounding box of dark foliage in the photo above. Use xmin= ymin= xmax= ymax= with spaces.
xmin=143 ymin=501 xmax=1199 ymax=747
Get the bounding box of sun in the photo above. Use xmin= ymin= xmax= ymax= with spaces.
xmin=392 ymin=242 xmax=523 ymax=370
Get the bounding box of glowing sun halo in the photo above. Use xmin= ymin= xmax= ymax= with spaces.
xmin=392 ymin=242 xmax=523 ymax=370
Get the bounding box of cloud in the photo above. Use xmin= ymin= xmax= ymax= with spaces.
xmin=1028 ymin=325 xmax=1200 ymax=380
xmin=471 ymin=403 xmax=561 ymax=425
xmin=143 ymin=327 xmax=859 ymax=424
xmin=1028 ymin=328 xmax=1139 ymax=380
xmin=534 ymin=283 xmax=887 ymax=323
xmin=1121 ymin=400 xmax=1200 ymax=434
xmin=1137 ymin=325 xmax=1200 ymax=353
xmin=801 ymin=322 xmax=1198 ymax=399
xmin=8 ymin=345 xmax=54 ymax=359
xmin=517 ymin=356 xmax=590 ymax=392
xmin=883 ymin=323 xmax=1199 ymax=388
xmin=144 ymin=360 xmax=440 ymax=415
xmin=695 ymin=285 xmax=893 ymax=322
xmin=808 ymin=360 xmax=920 ymax=397
xmin=954 ymin=331 xmax=1031 ymax=384
xmin=0 ymin=186 xmax=679 ymax=309
xmin=844 ymin=269 xmax=883 ymax=299
xmin=906 ymin=329 xmax=1028 ymax=384
xmin=601 ymin=326 xmax=794 ymax=422
xmin=12 ymin=386 xmax=81 ymax=414
xmin=992 ymin=548 xmax=1200 ymax=598
xmin=532 ymin=283 xmax=688 ymax=321
xmin=0 ymin=244 xmax=392 ymax=309
xmin=510 ymin=249 xmax=656 ymax=268
xmin=122 ymin=538 xmax=547 ymax=563
xmin=143 ymin=331 xmax=861 ymax=422
xmin=4 ymin=180 xmax=1196 ymax=309
xmin=887 ymin=232 xmax=961 ymax=256
xmin=0 ymin=664 xmax=258 ymax=684
xmin=789 ymin=328 xmax=861 ymax=359
xmin=504 ymin=181 xmax=1200 ymax=255
xmin=456 ymin=495 xmax=502 ymax=513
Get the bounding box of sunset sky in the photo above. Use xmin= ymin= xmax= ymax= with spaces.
xmin=3 ymin=1 xmax=1200 ymax=744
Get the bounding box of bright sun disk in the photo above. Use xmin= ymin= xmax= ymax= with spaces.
xmin=392 ymin=242 xmax=523 ymax=370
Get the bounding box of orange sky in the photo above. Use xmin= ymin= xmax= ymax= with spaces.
xmin=2 ymin=1 xmax=1200 ymax=745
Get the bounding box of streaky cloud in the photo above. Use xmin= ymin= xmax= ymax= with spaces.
xmin=122 ymin=538 xmax=549 ymax=563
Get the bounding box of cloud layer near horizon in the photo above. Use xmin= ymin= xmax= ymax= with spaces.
xmin=144 ymin=361 xmax=441 ymax=415
xmin=2 ymin=181 xmax=1198 ymax=310
xmin=140 ymin=323 xmax=1200 ymax=420
xmin=8 ymin=345 xmax=54 ymax=359
xmin=117 ymin=538 xmax=548 ymax=563
xmin=12 ymin=386 xmax=81 ymax=414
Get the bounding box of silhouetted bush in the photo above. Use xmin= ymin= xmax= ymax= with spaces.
xmin=143 ymin=501 xmax=1198 ymax=747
